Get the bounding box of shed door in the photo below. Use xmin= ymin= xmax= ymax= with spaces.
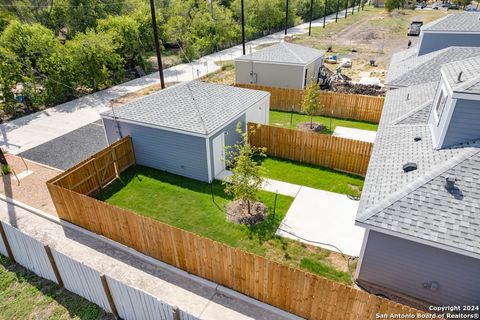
xmin=212 ymin=134 xmax=225 ymax=177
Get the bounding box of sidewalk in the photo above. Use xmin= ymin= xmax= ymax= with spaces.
xmin=0 ymin=7 xmax=359 ymax=155
xmin=0 ymin=197 xmax=301 ymax=320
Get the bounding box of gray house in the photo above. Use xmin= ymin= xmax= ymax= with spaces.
xmin=101 ymin=81 xmax=270 ymax=182
xmin=417 ymin=13 xmax=480 ymax=56
xmin=235 ymin=42 xmax=324 ymax=89
xmin=355 ymin=56 xmax=480 ymax=305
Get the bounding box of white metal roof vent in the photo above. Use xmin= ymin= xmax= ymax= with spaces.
xmin=445 ymin=176 xmax=457 ymax=190
xmin=402 ymin=162 xmax=417 ymax=173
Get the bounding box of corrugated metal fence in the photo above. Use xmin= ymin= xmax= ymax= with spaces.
xmin=0 ymin=220 xmax=199 ymax=320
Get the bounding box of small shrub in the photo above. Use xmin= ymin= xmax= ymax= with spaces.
xmin=1 ymin=164 xmax=11 ymax=175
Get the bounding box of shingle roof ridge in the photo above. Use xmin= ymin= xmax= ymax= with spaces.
xmin=282 ymin=42 xmax=305 ymax=63
xmin=390 ymin=99 xmax=434 ymax=125
xmin=422 ymin=13 xmax=452 ymax=31
xmin=356 ymin=147 xmax=480 ymax=222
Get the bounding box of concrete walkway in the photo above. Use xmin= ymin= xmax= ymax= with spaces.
xmin=218 ymin=171 xmax=364 ymax=256
xmin=332 ymin=126 xmax=377 ymax=143
xmin=0 ymin=6 xmax=359 ymax=155
xmin=0 ymin=197 xmax=301 ymax=320
xmin=277 ymin=187 xmax=365 ymax=257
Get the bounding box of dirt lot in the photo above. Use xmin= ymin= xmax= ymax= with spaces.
xmin=206 ymin=7 xmax=447 ymax=85
xmin=293 ymin=7 xmax=447 ymax=82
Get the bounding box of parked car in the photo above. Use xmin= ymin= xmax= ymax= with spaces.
xmin=340 ymin=58 xmax=352 ymax=68
xmin=448 ymin=3 xmax=459 ymax=9
xmin=408 ymin=21 xmax=423 ymax=36
xmin=432 ymin=3 xmax=440 ymax=9
xmin=465 ymin=4 xmax=477 ymax=11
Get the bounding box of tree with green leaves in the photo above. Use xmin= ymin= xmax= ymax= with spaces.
xmin=302 ymin=79 xmax=322 ymax=129
xmin=223 ymin=123 xmax=266 ymax=216
xmin=384 ymin=0 xmax=405 ymax=12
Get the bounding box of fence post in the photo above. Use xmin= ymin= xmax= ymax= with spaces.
xmin=44 ymin=245 xmax=64 ymax=288
xmin=100 ymin=274 xmax=119 ymax=319
xmin=0 ymin=222 xmax=15 ymax=263
xmin=172 ymin=306 xmax=181 ymax=320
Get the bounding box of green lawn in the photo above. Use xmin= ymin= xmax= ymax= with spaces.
xmin=269 ymin=110 xmax=378 ymax=133
xmin=96 ymin=166 xmax=352 ymax=284
xmin=0 ymin=255 xmax=112 ymax=320
xmin=261 ymin=157 xmax=364 ymax=197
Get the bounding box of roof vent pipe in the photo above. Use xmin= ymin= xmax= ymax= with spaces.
xmin=402 ymin=162 xmax=417 ymax=173
xmin=445 ymin=176 xmax=456 ymax=190
xmin=457 ymin=71 xmax=463 ymax=83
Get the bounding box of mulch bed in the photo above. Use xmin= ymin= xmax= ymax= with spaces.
xmin=226 ymin=199 xmax=267 ymax=226
xmin=297 ymin=122 xmax=325 ymax=133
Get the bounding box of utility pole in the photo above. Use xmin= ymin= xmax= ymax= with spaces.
xmin=351 ymin=0 xmax=355 ymax=15
xmin=149 ymin=0 xmax=165 ymax=89
xmin=358 ymin=0 xmax=361 ymax=11
xmin=335 ymin=0 xmax=340 ymax=22
xmin=285 ymin=0 xmax=289 ymax=35
xmin=323 ymin=0 xmax=327 ymax=28
xmin=308 ymin=0 xmax=314 ymax=36
xmin=241 ymin=0 xmax=246 ymax=55
xmin=345 ymin=0 xmax=348 ymax=18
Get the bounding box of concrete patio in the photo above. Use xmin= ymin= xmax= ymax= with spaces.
xmin=332 ymin=126 xmax=377 ymax=143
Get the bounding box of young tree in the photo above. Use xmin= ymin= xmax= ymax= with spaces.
xmin=384 ymin=0 xmax=405 ymax=12
xmin=302 ymin=79 xmax=322 ymax=129
xmin=223 ymin=123 xmax=266 ymax=216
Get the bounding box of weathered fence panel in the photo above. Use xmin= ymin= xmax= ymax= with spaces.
xmin=235 ymin=83 xmax=384 ymax=123
xmin=106 ymin=275 xmax=175 ymax=320
xmin=1 ymin=221 xmax=58 ymax=283
xmin=249 ymin=123 xmax=372 ymax=176
xmin=51 ymin=250 xmax=112 ymax=313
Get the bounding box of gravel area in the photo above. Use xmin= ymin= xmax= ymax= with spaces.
xmin=18 ymin=120 xmax=107 ymax=170
xmin=1 ymin=154 xmax=60 ymax=215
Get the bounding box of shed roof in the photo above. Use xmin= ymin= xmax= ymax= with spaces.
xmin=422 ymin=12 xmax=480 ymax=32
xmin=101 ymin=81 xmax=269 ymax=136
xmin=385 ymin=47 xmax=480 ymax=87
xmin=235 ymin=42 xmax=324 ymax=65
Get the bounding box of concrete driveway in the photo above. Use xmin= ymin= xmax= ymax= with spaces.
xmin=276 ymin=186 xmax=365 ymax=257
xmin=332 ymin=126 xmax=377 ymax=143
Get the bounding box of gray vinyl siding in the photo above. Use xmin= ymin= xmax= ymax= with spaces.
xmin=357 ymin=231 xmax=480 ymax=305
xmin=235 ymin=60 xmax=305 ymax=89
xmin=305 ymin=58 xmax=323 ymax=86
xmin=102 ymin=118 xmax=209 ymax=182
xmin=418 ymin=32 xmax=480 ymax=56
xmin=442 ymin=99 xmax=480 ymax=147
xmin=209 ymin=115 xmax=245 ymax=178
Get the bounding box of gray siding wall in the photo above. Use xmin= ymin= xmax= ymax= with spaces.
xmin=208 ymin=114 xmax=245 ymax=178
xmin=305 ymin=57 xmax=323 ymax=86
xmin=357 ymin=230 xmax=480 ymax=305
xmin=442 ymin=98 xmax=480 ymax=147
xmin=428 ymin=79 xmax=453 ymax=148
xmin=102 ymin=118 xmax=209 ymax=182
xmin=235 ymin=60 xmax=305 ymax=89
xmin=418 ymin=32 xmax=480 ymax=56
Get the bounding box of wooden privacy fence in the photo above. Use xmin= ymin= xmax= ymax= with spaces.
xmin=249 ymin=123 xmax=373 ymax=176
xmin=235 ymin=83 xmax=384 ymax=123
xmin=46 ymin=136 xmax=422 ymax=319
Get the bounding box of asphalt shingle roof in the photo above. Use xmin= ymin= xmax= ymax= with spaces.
xmin=235 ymin=42 xmax=324 ymax=65
xmin=441 ymin=56 xmax=480 ymax=94
xmin=356 ymin=80 xmax=480 ymax=255
xmin=101 ymin=81 xmax=269 ymax=135
xmin=422 ymin=12 xmax=480 ymax=32
xmin=385 ymin=47 xmax=480 ymax=88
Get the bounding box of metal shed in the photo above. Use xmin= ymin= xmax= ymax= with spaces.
xmin=235 ymin=42 xmax=324 ymax=89
xmin=101 ymin=81 xmax=270 ymax=182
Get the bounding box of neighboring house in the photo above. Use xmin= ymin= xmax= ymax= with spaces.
xmin=101 ymin=81 xmax=270 ymax=183
xmin=235 ymin=42 xmax=324 ymax=89
xmin=385 ymin=46 xmax=480 ymax=88
xmin=355 ymin=56 xmax=480 ymax=305
xmin=418 ymin=13 xmax=480 ymax=56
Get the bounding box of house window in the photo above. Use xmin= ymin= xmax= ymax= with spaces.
xmin=304 ymin=68 xmax=308 ymax=87
xmin=434 ymin=89 xmax=447 ymax=125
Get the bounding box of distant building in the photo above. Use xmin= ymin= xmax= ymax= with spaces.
xmin=101 ymin=81 xmax=270 ymax=182
xmin=418 ymin=13 xmax=480 ymax=55
xmin=372 ymin=0 xmax=385 ymax=7
xmin=235 ymin=42 xmax=324 ymax=89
